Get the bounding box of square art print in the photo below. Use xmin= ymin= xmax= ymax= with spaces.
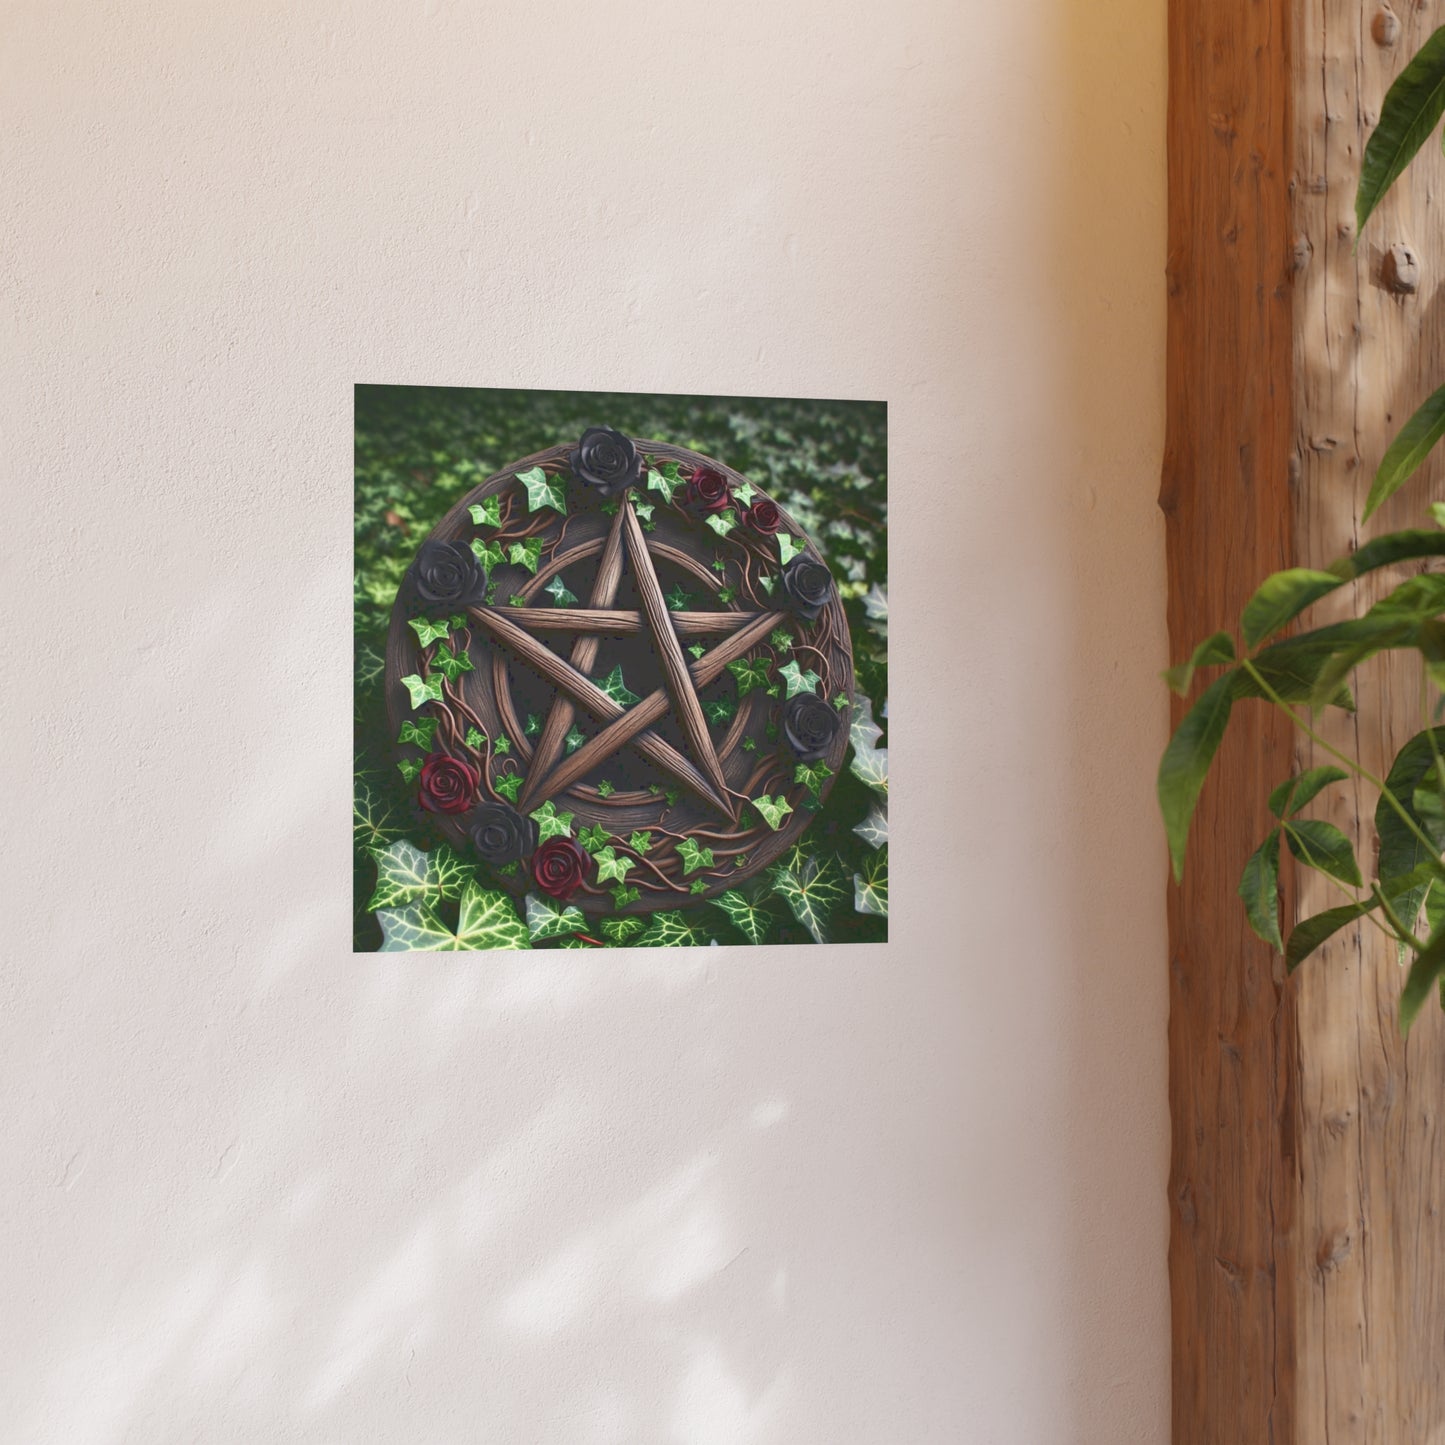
xmin=354 ymin=386 xmax=887 ymax=950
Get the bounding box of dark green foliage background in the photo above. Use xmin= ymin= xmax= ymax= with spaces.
xmin=354 ymin=385 xmax=888 ymax=950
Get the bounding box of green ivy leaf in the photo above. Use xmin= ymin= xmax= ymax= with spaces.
xmin=794 ymin=761 xmax=833 ymax=799
xmin=632 ymin=499 xmax=655 ymax=523
xmin=596 ymin=780 xmax=615 ymax=797
xmin=770 ymin=627 xmax=794 ymax=651
xmin=428 ymin=843 xmax=477 ymax=900
xmin=712 ymin=889 xmax=773 ymax=944
xmin=378 ymin=880 xmax=530 ymax=952
xmin=647 ymin=463 xmax=683 ymax=504
xmin=564 ymin=725 xmax=586 ymax=754
xmin=401 ymin=673 xmax=444 ymax=709
xmin=598 ymin=665 xmax=640 ymax=707
xmin=635 ymin=911 xmax=701 ymax=948
xmin=611 ymin=883 xmax=642 ymax=909
xmin=592 ymin=847 xmax=635 ymax=884
xmin=409 ymin=617 xmax=452 ymax=648
xmin=368 ymin=839 xmax=431 ymax=910
xmin=848 ymin=695 xmax=889 ymax=795
xmin=779 ymin=661 xmax=821 ymax=698
xmin=742 ymin=737 xmax=757 ymax=751
xmin=545 ymin=575 xmax=578 ymax=607
xmin=516 ymin=464 xmax=567 ymax=515
xmin=493 ymin=734 xmax=510 ymax=756
xmin=664 ymin=788 xmax=679 ymax=808
xmin=690 ymin=878 xmax=709 ymax=895
xmin=578 ymin=823 xmax=608 ymax=852
xmin=1357 ymin=26 xmax=1445 ymax=236
xmin=733 ymin=480 xmax=756 ymax=506
xmin=770 ymin=851 xmax=843 ymax=944
xmin=853 ymin=803 xmax=888 ymax=849
xmin=753 ymin=794 xmax=794 ymax=830
xmin=399 ymin=717 xmax=439 ymax=749
xmin=666 ymin=584 xmax=692 ymax=611
xmin=717 ymin=585 xmax=737 ymax=604
xmin=778 ymin=533 xmax=806 ymax=565
xmin=601 ymin=916 xmax=646 ymax=945
xmin=676 ymin=838 xmax=714 ymax=874
xmin=688 ymin=644 xmax=706 ymax=660
xmin=833 ymin=694 xmax=849 ymax=710
xmin=494 ymin=772 xmax=524 ymax=803
xmin=471 ymin=538 xmax=505 ymax=574
xmin=711 ymin=555 xmax=729 ymax=574
xmin=432 ymin=642 xmax=474 ymax=682
xmin=525 ymin=892 xmax=587 ymax=941
xmin=464 ymin=726 xmax=484 ymax=750
xmin=529 ymin=800 xmax=575 ymax=841
xmin=853 ymin=850 xmax=889 ymax=917
xmin=704 ymin=697 xmax=736 ymax=725
xmin=628 ymin=830 xmax=653 ymax=854
xmin=706 ymin=511 xmax=737 ymax=538
xmin=469 ymin=495 xmax=502 ymax=528
xmin=397 ymin=757 xmax=423 ymax=783
xmin=353 ymin=778 xmax=400 ymax=852
xmin=1238 ymin=831 xmax=1283 ymax=951
xmin=524 ymin=713 xmax=541 ymax=736
xmin=727 ymin=656 xmax=772 ymax=696
xmin=508 ymin=595 xmax=528 ymax=606
xmin=759 ymin=574 xmax=777 ymax=595
xmin=509 ymin=537 xmax=543 ymax=574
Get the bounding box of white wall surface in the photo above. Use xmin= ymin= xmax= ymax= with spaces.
xmin=0 ymin=2 xmax=1170 ymax=1441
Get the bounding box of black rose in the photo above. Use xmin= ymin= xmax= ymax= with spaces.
xmin=782 ymin=693 xmax=842 ymax=762
xmin=411 ymin=540 xmax=486 ymax=610
xmin=469 ymin=803 xmax=536 ymax=867
xmin=569 ymin=426 xmax=643 ymax=499
xmin=780 ymin=554 xmax=833 ymax=620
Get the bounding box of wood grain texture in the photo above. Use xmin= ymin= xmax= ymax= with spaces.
xmin=619 ymin=501 xmax=734 ymax=814
xmin=1169 ymin=0 xmax=1445 ymax=1439
xmin=493 ymin=608 xmax=760 ymax=636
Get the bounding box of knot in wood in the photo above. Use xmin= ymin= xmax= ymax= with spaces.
xmin=1383 ymin=242 xmax=1420 ymax=297
xmin=1371 ymin=7 xmax=1400 ymax=47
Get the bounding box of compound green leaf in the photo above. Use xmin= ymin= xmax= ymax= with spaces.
xmin=1268 ymin=765 xmax=1349 ymax=819
xmin=1241 ymin=570 xmax=1341 ymax=650
xmin=1162 ymin=630 xmax=1236 ymax=696
xmin=1357 ymin=25 xmax=1445 ymax=235
xmin=1367 ymin=382 xmax=1445 ymax=520
xmin=1158 ymin=671 xmax=1236 ymax=882
xmin=1238 ymin=830 xmax=1283 ymax=951
xmin=1285 ymin=899 xmax=1378 ymax=973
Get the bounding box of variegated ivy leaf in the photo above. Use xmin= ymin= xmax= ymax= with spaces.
xmin=369 ymin=838 xmax=475 ymax=912
xmin=711 ymin=555 xmax=728 ymax=574
xmin=706 ymin=511 xmax=737 ymax=538
xmin=353 ymin=777 xmax=400 ymax=851
xmin=635 ymin=911 xmax=701 ymax=948
xmin=632 ymin=499 xmax=655 ymax=523
xmin=853 ymin=851 xmax=889 ymax=917
xmin=778 ymin=533 xmax=806 ymax=565
xmin=428 ymin=843 xmax=478 ymax=901
xmin=704 ymin=697 xmax=736 ymax=725
xmin=545 ymin=575 xmax=578 ymax=607
xmin=601 ymin=916 xmax=646 ymax=945
xmin=688 ymin=644 xmax=706 ymax=660
xmin=646 ymin=462 xmax=683 ymax=504
xmin=850 ymin=694 xmax=883 ymax=752
xmin=397 ymin=757 xmax=423 ymax=783
xmin=833 ymin=694 xmax=849 ymax=710
xmin=770 ymin=850 xmax=844 ymax=944
xmin=727 ymin=655 xmax=771 ymax=696
xmin=524 ymin=713 xmax=541 ymax=736
xmin=409 ymin=616 xmax=452 ymax=648
xmin=717 ymin=586 xmax=737 ymax=603
xmin=377 ymin=880 xmax=530 ymax=952
xmin=401 ymin=673 xmax=443 ymax=709
xmin=578 ymin=823 xmax=608 ymax=852
xmin=508 ymin=594 xmax=528 ymax=607
xmin=794 ymin=762 xmax=832 ymax=800
xmin=853 ymin=803 xmax=888 ymax=849
xmin=596 ymin=780 xmax=615 ymax=797
xmin=494 ymin=772 xmax=524 ymax=803
xmin=665 ymin=584 xmax=692 ymax=611
xmin=509 ymin=537 xmax=543 ymax=573
xmin=564 ymin=725 xmax=586 ymax=753
xmin=525 ymin=892 xmax=587 ymax=941
xmin=628 ymin=830 xmax=653 ymax=854
xmin=356 ymin=642 xmax=385 ymax=690
xmin=399 ymin=717 xmax=439 ymax=749
xmin=779 ymin=661 xmax=821 ymax=698
xmin=516 ymin=465 xmax=567 ymax=515
xmin=712 ymin=889 xmax=773 ymax=945
xmin=471 ymin=538 xmax=505 ymax=574
xmin=611 ymin=883 xmax=642 ymax=909
xmin=690 ymin=878 xmax=708 ymax=894
xmin=753 ymin=794 xmax=793 ymax=830
xmin=598 ymin=665 xmax=640 ymax=707
xmin=849 ymin=697 xmax=888 ymax=796
xmin=469 ymin=495 xmax=502 ymax=528
xmin=464 ymin=726 xmax=484 ymax=750
xmin=862 ymin=583 xmax=888 ymax=628
xmin=592 ymin=846 xmax=635 ymax=884
xmin=733 ymin=480 xmax=756 ymax=506
xmin=759 ymin=574 xmax=777 ymax=595
xmin=529 ymin=800 xmax=574 ymax=841
xmin=676 ymin=838 xmax=714 ymax=874
xmin=769 ymin=627 xmax=794 ymax=651
xmin=431 ymin=642 xmax=474 ymax=682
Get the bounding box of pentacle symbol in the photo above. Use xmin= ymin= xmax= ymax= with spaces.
xmin=384 ymin=431 xmax=856 ymax=916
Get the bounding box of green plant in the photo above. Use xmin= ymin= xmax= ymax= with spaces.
xmin=1161 ymin=31 xmax=1445 ymax=1031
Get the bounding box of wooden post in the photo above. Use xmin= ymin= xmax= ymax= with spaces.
xmin=1166 ymin=1 xmax=1445 ymax=1440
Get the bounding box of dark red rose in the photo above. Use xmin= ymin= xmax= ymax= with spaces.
xmin=687 ymin=466 xmax=732 ymax=512
xmin=418 ymin=753 xmax=480 ymax=814
xmin=532 ymin=836 xmax=590 ymax=899
xmin=746 ymin=498 xmax=782 ymax=534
